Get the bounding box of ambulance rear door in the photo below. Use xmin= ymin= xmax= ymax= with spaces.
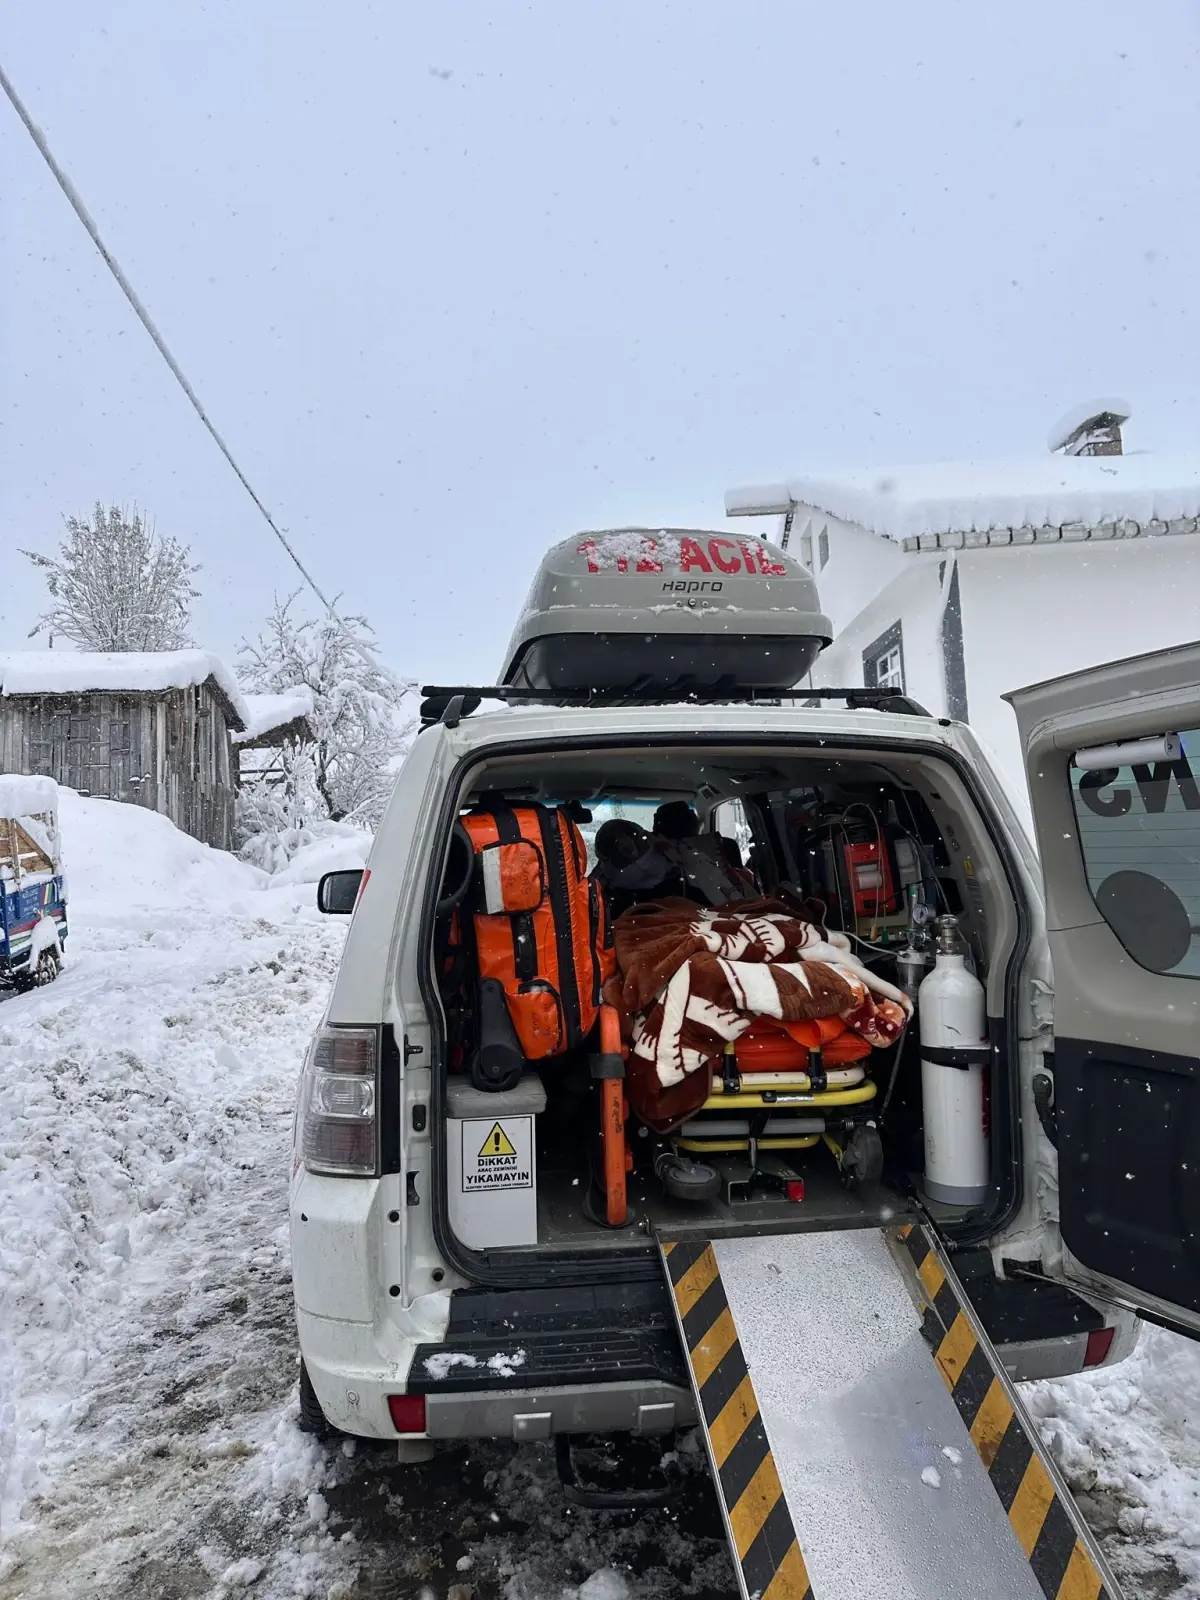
xmin=1007 ymin=640 xmax=1200 ymax=1339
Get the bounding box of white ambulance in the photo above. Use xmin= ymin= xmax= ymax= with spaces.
xmin=289 ymin=527 xmax=1200 ymax=1458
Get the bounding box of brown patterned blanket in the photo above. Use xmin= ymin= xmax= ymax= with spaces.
xmin=605 ymin=897 xmax=911 ymax=1132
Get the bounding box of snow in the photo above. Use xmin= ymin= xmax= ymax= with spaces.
xmin=27 ymin=916 xmax=61 ymax=961
xmin=220 ymin=1556 xmax=265 ymax=1587
xmin=423 ymin=1351 xmax=480 ymax=1380
xmin=0 ymin=776 xmax=62 ymax=884
xmin=0 ymin=649 xmax=249 ymax=731
xmin=921 ymin=1465 xmax=942 ymax=1489
xmin=4 ymin=785 xmax=1200 ymax=1596
xmin=421 ymin=1349 xmax=527 ymax=1381
xmin=0 ymin=775 xmax=58 ymax=820
xmin=0 ymin=789 xmax=331 ymax=1591
xmin=1027 ymin=1326 xmax=1200 ymax=1595
xmin=269 ymin=829 xmax=371 ymax=888
xmin=487 ymin=1349 xmax=526 ymax=1377
xmin=578 ymin=528 xmax=686 ymax=566
xmin=577 ymin=1569 xmax=633 ymax=1599
xmin=233 ymin=688 xmax=316 ymax=745
xmin=725 ymin=449 xmax=1200 ymax=543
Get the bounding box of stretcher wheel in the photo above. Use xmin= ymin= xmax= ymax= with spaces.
xmin=656 ymin=1150 xmax=720 ymax=1203
xmin=839 ymin=1124 xmax=884 ymax=1188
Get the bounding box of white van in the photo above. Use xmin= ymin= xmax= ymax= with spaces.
xmin=289 ymin=529 xmax=1200 ymax=1455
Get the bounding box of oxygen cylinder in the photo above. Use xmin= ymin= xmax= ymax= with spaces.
xmin=895 ymin=930 xmax=931 ymax=1005
xmin=918 ymin=914 xmax=989 ymax=1205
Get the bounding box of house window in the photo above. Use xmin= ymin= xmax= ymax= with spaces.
xmin=818 ymin=524 xmax=830 ymax=570
xmin=863 ymin=622 xmax=905 ymax=693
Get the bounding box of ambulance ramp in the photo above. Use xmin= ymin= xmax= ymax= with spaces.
xmin=660 ymin=1223 xmax=1122 ymax=1600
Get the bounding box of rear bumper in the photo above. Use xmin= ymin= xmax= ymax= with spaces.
xmin=998 ymin=1307 xmax=1140 ymax=1383
xmin=301 ymin=1316 xmax=1138 ymax=1443
xmin=297 ymin=1306 xmax=419 ymax=1439
xmin=427 ymin=1381 xmax=695 ymax=1440
xmin=296 ymin=1228 xmax=1143 ymax=1443
xmin=298 ymin=1305 xmax=697 ymax=1443
xmin=296 ymin=1268 xmax=694 ymax=1442
xmin=301 ymin=1318 xmax=1137 ymax=1442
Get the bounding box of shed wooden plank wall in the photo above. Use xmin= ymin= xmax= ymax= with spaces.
xmin=0 ymin=684 xmax=235 ymax=850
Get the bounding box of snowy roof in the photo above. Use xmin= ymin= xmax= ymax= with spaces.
xmin=0 ymin=650 xmax=248 ymax=730
xmin=0 ymin=774 xmax=61 ymax=877
xmin=726 ymin=449 xmax=1200 ymax=547
xmin=233 ymin=688 xmax=316 ymax=745
xmin=0 ymin=773 xmax=58 ymax=819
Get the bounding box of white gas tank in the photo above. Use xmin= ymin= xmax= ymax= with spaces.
xmin=918 ymin=914 xmax=990 ymax=1206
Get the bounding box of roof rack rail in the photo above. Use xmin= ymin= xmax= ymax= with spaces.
xmin=418 ymin=684 xmax=932 ymax=727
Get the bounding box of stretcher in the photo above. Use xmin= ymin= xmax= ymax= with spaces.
xmin=669 ymin=1036 xmax=884 ymax=1192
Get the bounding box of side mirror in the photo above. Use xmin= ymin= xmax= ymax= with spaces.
xmin=317 ymin=869 xmax=364 ymax=915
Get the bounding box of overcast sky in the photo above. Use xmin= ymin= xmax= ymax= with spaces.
xmin=2 ymin=1 xmax=1198 ymax=685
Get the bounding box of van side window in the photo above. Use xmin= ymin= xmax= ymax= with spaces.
xmin=1071 ymin=732 xmax=1200 ymax=977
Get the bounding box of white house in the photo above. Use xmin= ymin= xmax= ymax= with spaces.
xmin=725 ymin=406 xmax=1200 ymax=798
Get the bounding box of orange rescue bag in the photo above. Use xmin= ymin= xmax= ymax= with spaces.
xmin=461 ymin=804 xmax=615 ymax=1084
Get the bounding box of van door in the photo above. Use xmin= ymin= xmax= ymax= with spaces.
xmin=1007 ymin=640 xmax=1200 ymax=1337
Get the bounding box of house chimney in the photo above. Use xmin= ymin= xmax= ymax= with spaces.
xmin=1047 ymin=398 xmax=1131 ymax=458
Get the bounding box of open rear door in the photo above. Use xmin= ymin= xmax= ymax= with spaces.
xmin=1008 ymin=641 xmax=1200 ymax=1338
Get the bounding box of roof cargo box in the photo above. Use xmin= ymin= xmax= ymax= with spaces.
xmin=501 ymin=528 xmax=832 ymax=698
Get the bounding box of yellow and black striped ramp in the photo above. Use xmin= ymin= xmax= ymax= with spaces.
xmin=661 ymin=1228 xmax=1124 ymax=1600
xmin=891 ymin=1221 xmax=1121 ymax=1600
xmin=661 ymin=1240 xmax=814 ymax=1600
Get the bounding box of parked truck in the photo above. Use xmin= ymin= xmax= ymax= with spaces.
xmin=1 ymin=774 xmax=67 ymax=991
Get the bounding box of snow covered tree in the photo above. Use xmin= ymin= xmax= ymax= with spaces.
xmin=237 ymin=595 xmax=417 ymax=831
xmin=234 ymin=741 xmax=328 ymax=873
xmin=23 ymin=503 xmax=200 ymax=651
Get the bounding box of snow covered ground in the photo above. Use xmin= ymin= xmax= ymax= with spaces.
xmin=0 ymin=792 xmax=730 ymax=1599
xmin=1 ymin=789 xmax=1199 ymax=1598
xmin=1028 ymin=1334 xmax=1200 ymax=1597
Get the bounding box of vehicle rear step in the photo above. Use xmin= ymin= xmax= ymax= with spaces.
xmin=409 ymin=1325 xmax=688 ymax=1394
xmin=409 ymin=1279 xmax=688 ymax=1395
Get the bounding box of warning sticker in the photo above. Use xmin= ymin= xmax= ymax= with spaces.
xmin=478 ymin=1122 xmax=517 ymax=1159
xmin=461 ymin=1116 xmax=533 ymax=1192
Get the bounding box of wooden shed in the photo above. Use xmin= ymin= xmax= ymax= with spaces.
xmin=0 ymin=651 xmax=248 ymax=851
xmin=233 ymin=688 xmax=317 ymax=789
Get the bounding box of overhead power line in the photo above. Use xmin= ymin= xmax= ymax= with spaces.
xmin=0 ymin=59 xmax=341 ymax=621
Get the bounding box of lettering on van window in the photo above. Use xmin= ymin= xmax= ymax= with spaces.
xmin=577 ymin=535 xmax=785 ymax=577
xmin=1077 ymin=757 xmax=1200 ymax=818
xmin=1070 ymin=731 xmax=1200 ymax=979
